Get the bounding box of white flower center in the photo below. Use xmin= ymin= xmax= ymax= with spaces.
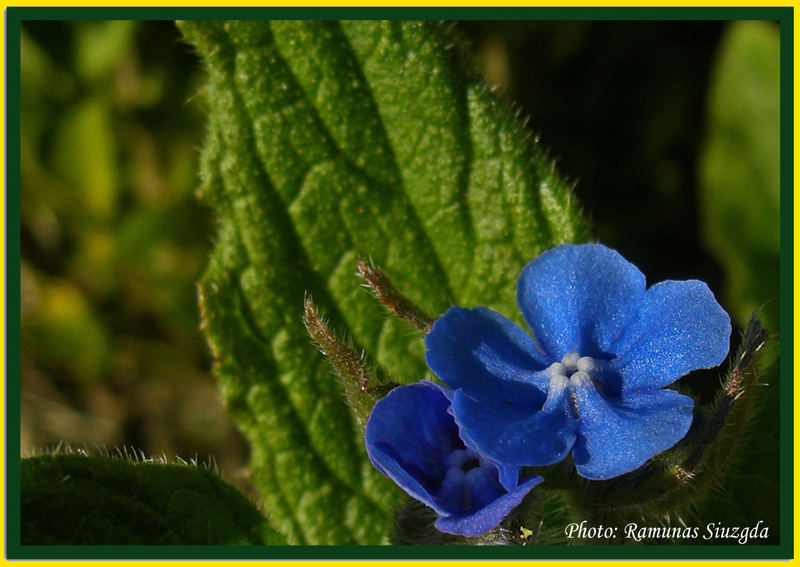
xmin=546 ymin=352 xmax=598 ymax=417
xmin=548 ymin=352 xmax=597 ymax=383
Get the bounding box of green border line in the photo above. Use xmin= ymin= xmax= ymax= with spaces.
xmin=4 ymin=6 xmax=794 ymax=20
xmin=6 ymin=5 xmax=793 ymax=561
xmin=7 ymin=545 xmax=791 ymax=560
xmin=778 ymin=4 xmax=795 ymax=558
xmin=6 ymin=6 xmax=23 ymax=559
xmin=5 ymin=543 xmax=794 ymax=561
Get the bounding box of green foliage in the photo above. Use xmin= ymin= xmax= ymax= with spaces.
xmin=20 ymin=21 xmax=236 ymax=464
xmin=700 ymin=21 xmax=780 ymax=332
xmin=21 ymin=19 xmax=779 ymax=548
xmin=21 ymin=454 xmax=285 ymax=545
xmin=179 ymin=20 xmax=589 ymax=544
xmin=74 ymin=21 xmax=139 ymax=83
xmin=697 ymin=23 xmax=780 ymax=537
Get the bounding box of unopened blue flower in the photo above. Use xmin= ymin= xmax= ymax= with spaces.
xmin=365 ymin=380 xmax=543 ymax=537
xmin=425 ymin=243 xmax=731 ymax=480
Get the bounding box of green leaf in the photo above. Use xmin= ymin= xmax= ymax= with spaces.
xmin=179 ymin=20 xmax=589 ymax=544
xmin=700 ymin=21 xmax=780 ymax=332
xmin=51 ymin=96 xmax=117 ymax=223
xmin=21 ymin=454 xmax=285 ymax=545
xmin=21 ymin=275 xmax=110 ymax=383
xmin=74 ymin=21 xmax=139 ymax=83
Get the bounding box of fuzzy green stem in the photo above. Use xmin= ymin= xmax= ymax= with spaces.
xmin=357 ymin=259 xmax=434 ymax=333
xmin=302 ymin=295 xmax=395 ymax=427
xmin=674 ymin=312 xmax=768 ymax=479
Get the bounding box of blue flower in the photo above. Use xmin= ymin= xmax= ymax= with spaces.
xmin=365 ymin=380 xmax=543 ymax=537
xmin=425 ymin=243 xmax=731 ymax=480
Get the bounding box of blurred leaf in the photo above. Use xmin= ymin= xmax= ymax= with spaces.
xmin=21 ymin=27 xmax=52 ymax=96
xmin=20 ymin=27 xmax=73 ymax=229
xmin=51 ymin=97 xmax=117 ymax=223
xmin=697 ymin=20 xmax=780 ymax=537
xmin=75 ymin=21 xmax=139 ymax=83
xmin=68 ymin=228 xmax=116 ymax=298
xmin=113 ymin=204 xmax=209 ymax=332
xmin=21 ymin=454 xmax=284 ymax=545
xmin=20 ymin=22 xmax=219 ymax=468
xmin=700 ymin=21 xmax=780 ymax=331
xmin=180 ymin=20 xmax=588 ymax=544
xmin=22 ymin=273 xmax=110 ymax=383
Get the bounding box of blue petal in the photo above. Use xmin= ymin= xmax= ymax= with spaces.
xmin=463 ymin=466 xmax=505 ymax=511
xmin=571 ymin=384 xmax=695 ymax=480
xmin=365 ymin=381 xmax=461 ymax=513
xmin=367 ymin=443 xmax=451 ymax=517
xmin=517 ymin=244 xmax=646 ymax=360
xmin=425 ymin=306 xmax=551 ymax=404
xmin=434 ymin=474 xmax=543 ymax=537
xmin=609 ymin=280 xmax=732 ymax=392
xmin=496 ymin=464 xmax=520 ymax=492
xmin=435 ymin=467 xmax=472 ymax=515
xmin=452 ymin=389 xmax=576 ymax=467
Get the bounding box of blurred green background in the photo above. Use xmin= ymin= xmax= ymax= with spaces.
xmin=19 ymin=20 xmax=780 ymax=486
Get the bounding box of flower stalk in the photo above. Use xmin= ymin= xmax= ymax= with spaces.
xmin=302 ymin=295 xmax=394 ymax=427
xmin=674 ymin=312 xmax=769 ymax=479
xmin=357 ymin=258 xmax=434 ymax=333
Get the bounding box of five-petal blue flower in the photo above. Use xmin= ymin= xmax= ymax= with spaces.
xmin=424 ymin=243 xmax=731 ymax=480
xmin=365 ymin=380 xmax=543 ymax=537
